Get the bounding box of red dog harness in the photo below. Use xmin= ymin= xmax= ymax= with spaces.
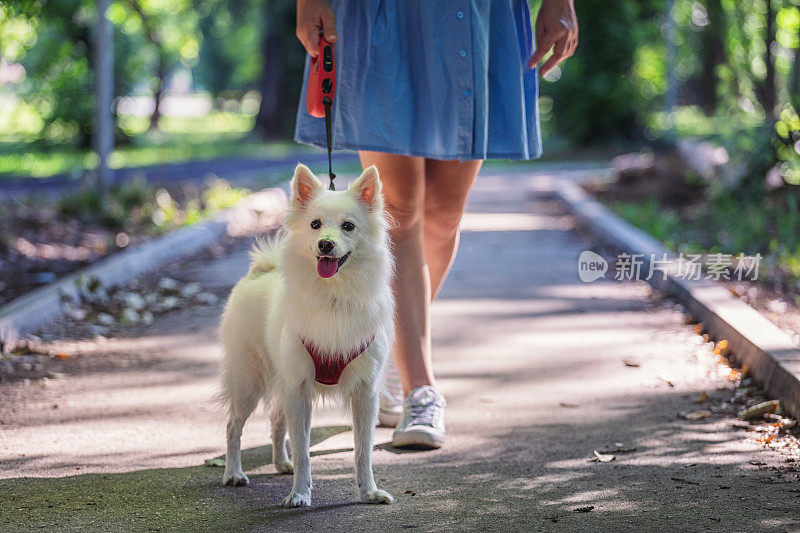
xmin=300 ymin=335 xmax=375 ymax=385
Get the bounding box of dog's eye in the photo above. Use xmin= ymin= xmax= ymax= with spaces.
xmin=341 ymin=221 xmax=355 ymax=231
xmin=310 ymin=219 xmax=321 ymax=229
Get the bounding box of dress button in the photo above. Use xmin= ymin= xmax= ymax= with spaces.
xmin=463 ymin=89 xmax=471 ymax=97
xmin=459 ymin=50 xmax=467 ymax=58
xmin=457 ymin=11 xmax=464 ymax=19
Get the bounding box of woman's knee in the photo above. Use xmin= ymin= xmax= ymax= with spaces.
xmin=358 ymin=152 xmax=426 ymax=238
xmin=422 ymin=160 xmax=480 ymax=242
xmin=386 ymin=194 xmax=424 ymax=238
xmin=426 ymin=213 xmax=462 ymax=245
xmin=424 ymin=198 xmax=465 ymax=242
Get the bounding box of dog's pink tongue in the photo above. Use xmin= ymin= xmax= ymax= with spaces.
xmin=317 ymin=257 xmax=338 ymax=278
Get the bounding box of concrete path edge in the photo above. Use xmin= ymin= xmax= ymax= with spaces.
xmin=0 ymin=188 xmax=288 ymax=348
xmin=553 ymin=178 xmax=800 ymax=418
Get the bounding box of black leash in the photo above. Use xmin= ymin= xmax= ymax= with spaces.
xmin=323 ymin=97 xmax=335 ymax=191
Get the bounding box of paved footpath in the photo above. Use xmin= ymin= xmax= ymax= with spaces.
xmin=1 ymin=171 xmax=798 ymax=532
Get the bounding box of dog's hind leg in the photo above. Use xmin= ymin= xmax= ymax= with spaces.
xmin=222 ymin=361 xmax=262 ymax=486
xmin=280 ymin=384 xmax=313 ymax=507
xmin=270 ymin=396 xmax=293 ymax=474
xmin=351 ymin=386 xmax=394 ymax=504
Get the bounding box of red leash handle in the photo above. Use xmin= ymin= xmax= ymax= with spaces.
xmin=306 ymin=37 xmax=336 ymax=189
xmin=306 ymin=37 xmax=336 ymax=118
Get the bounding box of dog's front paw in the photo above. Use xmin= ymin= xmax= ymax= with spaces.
xmin=222 ymin=470 xmax=250 ymax=486
xmin=274 ymin=459 xmax=293 ymax=474
xmin=282 ymin=491 xmax=311 ymax=507
xmin=361 ymin=488 xmax=395 ymax=504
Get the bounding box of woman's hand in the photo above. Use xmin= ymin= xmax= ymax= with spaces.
xmin=296 ymin=0 xmax=337 ymax=57
xmin=528 ymin=0 xmax=578 ymax=75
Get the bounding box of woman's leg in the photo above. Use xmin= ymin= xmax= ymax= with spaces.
xmin=359 ymin=151 xmax=433 ymax=394
xmin=423 ymin=159 xmax=483 ymax=299
xmin=358 ymin=152 xmax=483 ymax=395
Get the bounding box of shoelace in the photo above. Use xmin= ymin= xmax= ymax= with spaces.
xmin=403 ymin=397 xmax=444 ymax=427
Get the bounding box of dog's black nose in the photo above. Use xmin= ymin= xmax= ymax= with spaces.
xmin=318 ymin=240 xmax=335 ymax=254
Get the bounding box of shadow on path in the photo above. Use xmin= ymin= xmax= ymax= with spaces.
xmin=0 ymin=425 xmax=353 ymax=532
xmin=2 ymin=395 xmax=799 ymax=533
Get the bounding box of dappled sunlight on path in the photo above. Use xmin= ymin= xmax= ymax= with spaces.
xmin=1 ymin=172 xmax=798 ymax=531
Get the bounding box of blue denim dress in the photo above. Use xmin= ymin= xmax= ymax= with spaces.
xmin=294 ymin=1 xmax=542 ymax=161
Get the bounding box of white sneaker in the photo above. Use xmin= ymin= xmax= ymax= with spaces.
xmin=378 ymin=355 xmax=404 ymax=428
xmin=391 ymin=385 xmax=446 ymax=449
xmin=378 ymin=392 xmax=403 ymax=427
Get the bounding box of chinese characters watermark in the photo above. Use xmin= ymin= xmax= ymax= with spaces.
xmin=578 ymin=251 xmax=762 ymax=283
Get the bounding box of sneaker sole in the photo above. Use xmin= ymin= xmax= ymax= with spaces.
xmin=392 ymin=426 xmax=445 ymax=449
xmin=377 ymin=409 xmax=402 ymax=428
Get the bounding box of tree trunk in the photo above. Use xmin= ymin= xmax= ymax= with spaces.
xmin=150 ymin=54 xmax=165 ymax=131
xmin=758 ymin=0 xmax=777 ymax=119
xmin=93 ymin=0 xmax=114 ymax=193
xmin=254 ymin=0 xmax=300 ymax=139
xmin=664 ymin=0 xmax=679 ymax=144
xmin=128 ymin=0 xmax=166 ymax=132
xmin=792 ymin=22 xmax=800 ymax=107
xmin=698 ymin=0 xmax=726 ymax=114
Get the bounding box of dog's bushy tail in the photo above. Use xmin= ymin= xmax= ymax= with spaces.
xmin=248 ymin=234 xmax=283 ymax=276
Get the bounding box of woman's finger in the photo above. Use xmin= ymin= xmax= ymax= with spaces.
xmin=320 ymin=8 xmax=337 ymax=43
xmin=540 ymin=38 xmax=568 ymax=75
xmin=565 ymin=36 xmax=578 ymax=58
xmin=297 ymin=26 xmax=319 ymax=57
xmin=529 ymin=32 xmax=557 ymax=69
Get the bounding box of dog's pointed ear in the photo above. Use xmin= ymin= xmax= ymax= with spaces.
xmin=349 ymin=165 xmax=382 ymax=211
xmin=291 ymin=164 xmax=322 ymax=206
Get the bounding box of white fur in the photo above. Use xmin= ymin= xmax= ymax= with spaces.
xmin=218 ymin=164 xmax=395 ymax=507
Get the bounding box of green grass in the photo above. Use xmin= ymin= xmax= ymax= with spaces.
xmin=56 ymin=176 xmax=255 ymax=235
xmin=610 ymin=197 xmax=693 ymax=253
xmin=0 ymin=136 xmax=311 ymax=179
xmin=645 ymin=105 xmax=765 ymax=141
xmin=0 ymin=111 xmax=317 ymax=180
xmin=607 ymin=192 xmax=800 ymax=282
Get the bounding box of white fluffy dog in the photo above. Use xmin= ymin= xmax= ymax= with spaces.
xmin=218 ymin=164 xmax=395 ymax=507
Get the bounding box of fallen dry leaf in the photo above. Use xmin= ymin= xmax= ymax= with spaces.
xmin=56 ymin=352 xmax=70 ymax=360
xmin=693 ymin=392 xmax=709 ymax=404
xmin=681 ymin=410 xmax=712 ymax=421
xmin=671 ymin=477 xmax=700 ymax=485
xmin=739 ymin=400 xmax=780 ymax=421
xmin=593 ymin=450 xmax=615 ymax=463
xmin=757 ymin=434 xmax=776 ymax=444
xmin=716 ymin=339 xmax=729 ymax=355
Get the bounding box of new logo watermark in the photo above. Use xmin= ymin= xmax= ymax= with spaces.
xmin=578 ymin=250 xmax=608 ymax=282
xmin=577 ymin=251 xmax=762 ymax=283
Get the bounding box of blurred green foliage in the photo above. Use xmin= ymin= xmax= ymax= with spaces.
xmin=539 ymin=0 xmax=656 ymax=144
xmin=2 ymin=0 xmax=800 ymax=188
xmin=2 ymin=0 xmax=800 ymax=286
xmin=57 ymin=175 xmax=250 ymax=233
xmin=611 ymin=189 xmax=800 ymax=280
